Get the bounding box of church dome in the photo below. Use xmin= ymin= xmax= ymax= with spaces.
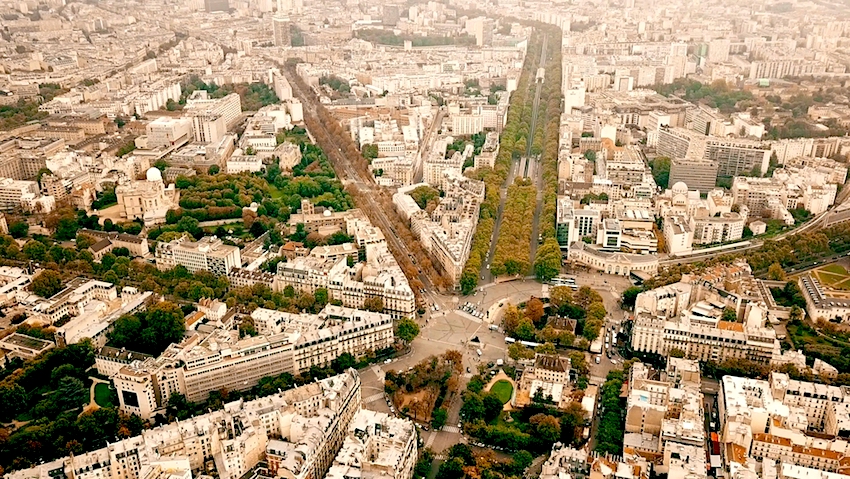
xmin=672 ymin=181 xmax=688 ymax=194
xmin=146 ymin=167 xmax=163 ymax=182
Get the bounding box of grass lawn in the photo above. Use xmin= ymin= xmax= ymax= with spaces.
xmin=268 ymin=185 xmax=283 ymax=199
xmin=94 ymin=383 xmax=116 ymax=408
xmin=822 ymin=264 xmax=849 ymax=276
xmin=815 ymin=265 xmax=850 ymax=290
xmin=491 ymin=380 xmax=513 ymax=404
xmin=816 ymin=271 xmax=845 ymax=286
xmin=836 ymin=278 xmax=850 ymax=290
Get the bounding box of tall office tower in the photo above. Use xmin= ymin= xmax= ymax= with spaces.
xmin=204 ymin=0 xmax=229 ymax=12
xmin=277 ymin=0 xmax=292 ymax=13
xmin=273 ymin=16 xmax=291 ymax=47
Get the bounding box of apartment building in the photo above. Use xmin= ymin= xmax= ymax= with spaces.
xmin=0 ymin=333 xmax=55 ymax=359
xmin=556 ymin=197 xmax=600 ymax=249
xmin=631 ymin=266 xmax=782 ymax=364
xmin=663 ymin=215 xmax=694 ymax=255
xmin=632 ymin=300 xmax=780 ymax=364
xmin=474 ymin=131 xmax=500 ymax=169
xmin=155 ymin=235 xmax=242 ymax=276
xmin=54 ymin=289 xmax=154 ymax=348
xmin=719 ymin=374 xmax=850 ymax=475
xmin=735 ymin=172 xmax=837 ymax=223
xmin=0 ymin=178 xmax=38 ymax=211
xmin=668 ymin=158 xmax=719 ymax=193
xmin=325 ymin=410 xmax=417 ymax=479
xmin=657 ymin=127 xmax=770 ymax=178
xmin=184 ymin=90 xmax=242 ymax=128
xmin=423 ymin=142 xmax=465 ymax=191
xmin=540 ymin=445 xmax=649 ymax=479
xmin=620 ymin=359 xmax=708 ymax=479
xmin=277 ymin=251 xmax=415 ymax=319
xmin=280 ymin=204 xmax=415 ymax=318
xmin=226 ymin=154 xmax=264 ymax=174
xmin=8 ymin=371 xmax=363 ymax=479
xmin=370 ymin=154 xmax=415 ymax=187
xmin=144 ymin=118 xmax=193 ymax=149
xmin=749 ymin=59 xmax=830 ymax=79
xmin=393 ymin=175 xmax=484 ymax=285
xmin=228 ymin=268 xmax=277 ymax=289
xmin=30 ymin=277 xmax=118 ymax=323
xmin=108 ymin=305 xmax=392 ymax=417
xmin=692 ymin=211 xmax=745 ymax=246
xmin=705 ymin=138 xmax=771 ymax=177
xmin=799 ymin=274 xmax=850 ymax=323
xmin=190 ymin=112 xmax=227 ymax=144
xmin=657 ymin=127 xmax=706 ymax=160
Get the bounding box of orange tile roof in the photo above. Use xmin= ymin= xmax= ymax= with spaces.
xmin=753 ymin=433 xmax=792 ymax=447
xmin=718 ymin=321 xmax=744 ymax=332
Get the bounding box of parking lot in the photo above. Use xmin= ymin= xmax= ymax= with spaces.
xmin=457 ymin=301 xmax=486 ymax=320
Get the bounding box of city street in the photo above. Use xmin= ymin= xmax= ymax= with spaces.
xmin=360 ymin=269 xmax=635 ymax=454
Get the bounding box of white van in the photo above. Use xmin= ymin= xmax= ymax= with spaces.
xmin=476 ymin=349 xmax=483 ymax=356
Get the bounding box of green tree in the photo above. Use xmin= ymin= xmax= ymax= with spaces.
xmin=103 ymin=270 xmax=119 ymax=284
xmin=768 ymin=263 xmax=786 ymax=281
xmin=550 ymin=286 xmax=574 ymax=311
xmin=29 ymin=270 xmax=63 ymax=297
xmin=0 ymin=384 xmax=28 ymax=421
xmin=535 ymin=342 xmax=557 ymax=354
xmin=55 ymin=214 xmax=80 ymax=240
xmin=460 ymin=393 xmax=485 ymax=421
xmin=621 ymin=286 xmax=641 ymax=309
xmin=790 ymin=305 xmax=803 ymax=322
xmin=108 ymin=301 xmax=186 ymax=355
xmin=75 ymin=233 xmax=95 ymax=250
xmin=9 ymin=221 xmax=28 ymax=238
xmin=331 ymin=352 xmax=356 ymax=372
xmin=363 ymin=297 xmax=384 ymax=313
xmin=408 ymin=185 xmax=441 ymax=210
xmin=508 ymin=342 xmax=535 ymax=360
xmin=669 ymin=348 xmax=686 ymax=358
xmin=595 ymin=369 xmax=626 ymax=455
xmin=530 ymin=413 xmax=561 ymax=444
xmin=22 ymin=240 xmax=47 ymax=261
xmin=650 ymin=156 xmax=671 ymax=189
xmin=721 ymin=307 xmax=738 ymax=322
xmin=362 ymin=144 xmax=379 ymax=159
xmin=436 ymin=458 xmax=464 ymax=479
xmin=431 ymin=407 xmax=448 ymax=429
xmin=166 ymin=392 xmax=195 ymax=420
xmin=55 ymin=376 xmax=88 ymax=410
xmin=534 ymin=238 xmax=562 ymax=281
xmin=512 ymin=450 xmax=533 ymax=475
xmin=208 ymin=165 xmax=220 ymax=175
xmin=514 ymin=318 xmax=537 ymax=341
xmin=447 ymin=443 xmax=475 ymax=465
xmin=395 ymin=317 xmax=420 ymax=343
xmin=482 ymin=392 xmax=504 ymax=421
xmin=314 ymin=287 xmax=329 ymax=307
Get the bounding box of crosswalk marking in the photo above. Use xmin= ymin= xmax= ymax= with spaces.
xmin=364 ymin=392 xmax=384 ymax=403
xmin=441 ymin=425 xmax=461 ymax=433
